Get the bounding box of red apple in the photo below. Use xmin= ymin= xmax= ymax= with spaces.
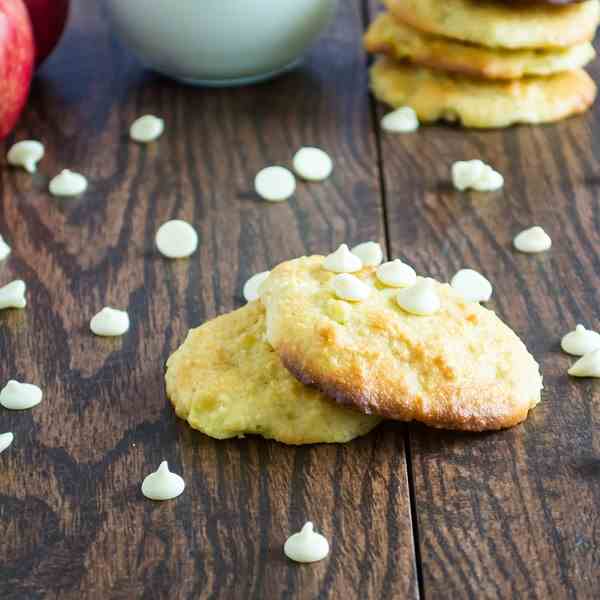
xmin=23 ymin=0 xmax=69 ymax=67
xmin=0 ymin=0 xmax=34 ymax=140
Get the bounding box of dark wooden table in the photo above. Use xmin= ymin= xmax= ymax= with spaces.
xmin=1 ymin=1 xmax=599 ymax=598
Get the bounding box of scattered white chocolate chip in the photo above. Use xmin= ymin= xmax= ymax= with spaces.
xmin=561 ymin=324 xmax=600 ymax=356
xmin=7 ymin=140 xmax=45 ymax=173
xmin=513 ymin=226 xmax=552 ymax=254
xmin=49 ymin=169 xmax=88 ymax=197
xmin=568 ymin=349 xmax=600 ymax=378
xmin=90 ymin=307 xmax=130 ymax=337
xmin=381 ymin=106 xmax=419 ymax=133
xmin=292 ymin=147 xmax=333 ymax=182
xmin=376 ymin=259 xmax=417 ymax=288
xmin=284 ymin=522 xmax=330 ymax=563
xmin=0 ymin=280 xmax=26 ymax=310
xmin=255 ymin=166 xmax=296 ymax=202
xmin=0 ymin=235 xmax=11 ymax=261
xmin=155 ymin=220 xmax=198 ymax=259
xmin=451 ymin=160 xmax=503 ymax=192
xmin=141 ymin=461 xmax=185 ymax=501
xmin=396 ymin=278 xmax=440 ymax=316
xmin=243 ymin=271 xmax=270 ymax=302
xmin=0 ymin=432 xmax=13 ymax=454
xmin=332 ymin=273 xmax=370 ymax=302
xmin=0 ymin=380 xmax=43 ymax=410
xmin=323 ymin=244 xmax=362 ymax=273
xmin=351 ymin=241 xmax=383 ymax=267
xmin=451 ymin=269 xmax=492 ymax=303
xmin=130 ymin=115 xmax=164 ymax=143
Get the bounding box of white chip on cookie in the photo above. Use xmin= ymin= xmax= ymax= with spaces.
xmin=451 ymin=269 xmax=492 ymax=303
xmin=323 ymin=244 xmax=362 ymax=273
xmin=351 ymin=241 xmax=383 ymax=267
xmin=293 ymin=147 xmax=333 ymax=182
xmin=155 ymin=220 xmax=198 ymax=258
xmin=396 ymin=278 xmax=440 ymax=316
xmin=381 ymin=106 xmax=419 ymax=133
xmin=332 ymin=273 xmax=370 ymax=302
xmin=452 ymin=160 xmax=503 ymax=192
xmin=90 ymin=307 xmax=130 ymax=337
xmin=7 ymin=140 xmax=45 ymax=173
xmin=561 ymin=324 xmax=600 ymax=356
xmin=130 ymin=115 xmax=164 ymax=143
xmin=255 ymin=166 xmax=296 ymax=202
xmin=513 ymin=226 xmax=552 ymax=253
xmin=49 ymin=169 xmax=88 ymax=197
xmin=243 ymin=271 xmax=270 ymax=302
xmin=0 ymin=280 xmax=26 ymax=310
xmin=376 ymin=259 xmax=416 ymax=288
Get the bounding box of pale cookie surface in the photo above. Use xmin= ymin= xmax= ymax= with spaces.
xmin=0 ymin=380 xmax=42 ymax=410
xmin=130 ymin=115 xmax=164 ymax=143
xmin=293 ymin=147 xmax=333 ymax=182
xmin=155 ymin=220 xmax=198 ymax=258
xmin=284 ymin=522 xmax=330 ymax=563
xmin=370 ymin=58 xmax=597 ymax=128
xmin=255 ymin=166 xmax=296 ymax=202
xmin=141 ymin=461 xmax=185 ymax=500
xmin=384 ymin=0 xmax=600 ymax=49
xmin=165 ymin=301 xmax=380 ymax=444
xmin=261 ymin=256 xmax=542 ymax=431
xmin=7 ymin=140 xmax=45 ymax=173
xmin=49 ymin=169 xmax=88 ymax=196
xmin=364 ymin=12 xmax=596 ymax=80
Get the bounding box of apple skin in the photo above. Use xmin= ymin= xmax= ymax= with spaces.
xmin=23 ymin=0 xmax=69 ymax=67
xmin=0 ymin=0 xmax=35 ymax=140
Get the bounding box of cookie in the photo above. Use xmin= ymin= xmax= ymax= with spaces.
xmin=165 ymin=301 xmax=380 ymax=444
xmin=370 ymin=57 xmax=596 ymax=128
xmin=364 ymin=13 xmax=595 ymax=80
xmin=384 ymin=0 xmax=600 ymax=49
xmin=260 ymin=256 xmax=543 ymax=431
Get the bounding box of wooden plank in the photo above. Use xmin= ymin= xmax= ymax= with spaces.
xmin=367 ymin=2 xmax=600 ymax=596
xmin=0 ymin=2 xmax=418 ymax=598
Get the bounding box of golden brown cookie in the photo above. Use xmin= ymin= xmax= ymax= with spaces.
xmin=165 ymin=301 xmax=380 ymax=444
xmin=370 ymin=57 xmax=596 ymax=128
xmin=364 ymin=13 xmax=595 ymax=80
xmin=260 ymin=256 xmax=543 ymax=431
xmin=384 ymin=0 xmax=600 ymax=49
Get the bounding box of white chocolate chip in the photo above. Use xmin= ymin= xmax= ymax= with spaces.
xmin=90 ymin=307 xmax=130 ymax=337
xmin=376 ymin=259 xmax=417 ymax=288
xmin=0 ymin=235 xmax=11 ymax=261
xmin=450 ymin=269 xmax=493 ymax=303
xmin=568 ymin=349 xmax=600 ymax=378
xmin=292 ymin=147 xmax=333 ymax=182
xmin=323 ymin=244 xmax=362 ymax=273
xmin=381 ymin=106 xmax=419 ymax=133
xmin=284 ymin=522 xmax=330 ymax=563
xmin=396 ymin=278 xmax=440 ymax=316
xmin=49 ymin=169 xmax=88 ymax=197
xmin=243 ymin=271 xmax=270 ymax=302
xmin=0 ymin=432 xmax=13 ymax=454
xmin=0 ymin=280 xmax=26 ymax=310
xmin=255 ymin=166 xmax=296 ymax=202
xmin=561 ymin=324 xmax=600 ymax=356
xmin=513 ymin=226 xmax=552 ymax=254
xmin=7 ymin=140 xmax=45 ymax=173
xmin=451 ymin=160 xmax=503 ymax=192
xmin=351 ymin=241 xmax=383 ymax=267
xmin=0 ymin=380 xmax=42 ymax=410
xmin=130 ymin=115 xmax=165 ymax=143
xmin=141 ymin=461 xmax=185 ymax=501
xmin=332 ymin=273 xmax=370 ymax=302
xmin=155 ymin=220 xmax=198 ymax=259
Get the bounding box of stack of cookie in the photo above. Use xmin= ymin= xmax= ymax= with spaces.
xmin=364 ymin=0 xmax=600 ymax=128
xmin=166 ymin=250 xmax=543 ymax=445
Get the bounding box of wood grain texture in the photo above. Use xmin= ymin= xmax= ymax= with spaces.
xmin=0 ymin=1 xmax=418 ymax=599
xmin=368 ymin=2 xmax=600 ymax=598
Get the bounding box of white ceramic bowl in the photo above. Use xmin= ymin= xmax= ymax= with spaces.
xmin=104 ymin=0 xmax=338 ymax=86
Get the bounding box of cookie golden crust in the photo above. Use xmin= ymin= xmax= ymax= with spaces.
xmin=370 ymin=57 xmax=597 ymax=128
xmin=165 ymin=301 xmax=380 ymax=445
xmin=385 ymin=0 xmax=600 ymax=49
xmin=364 ymin=13 xmax=595 ymax=80
xmin=260 ymin=256 xmax=543 ymax=431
